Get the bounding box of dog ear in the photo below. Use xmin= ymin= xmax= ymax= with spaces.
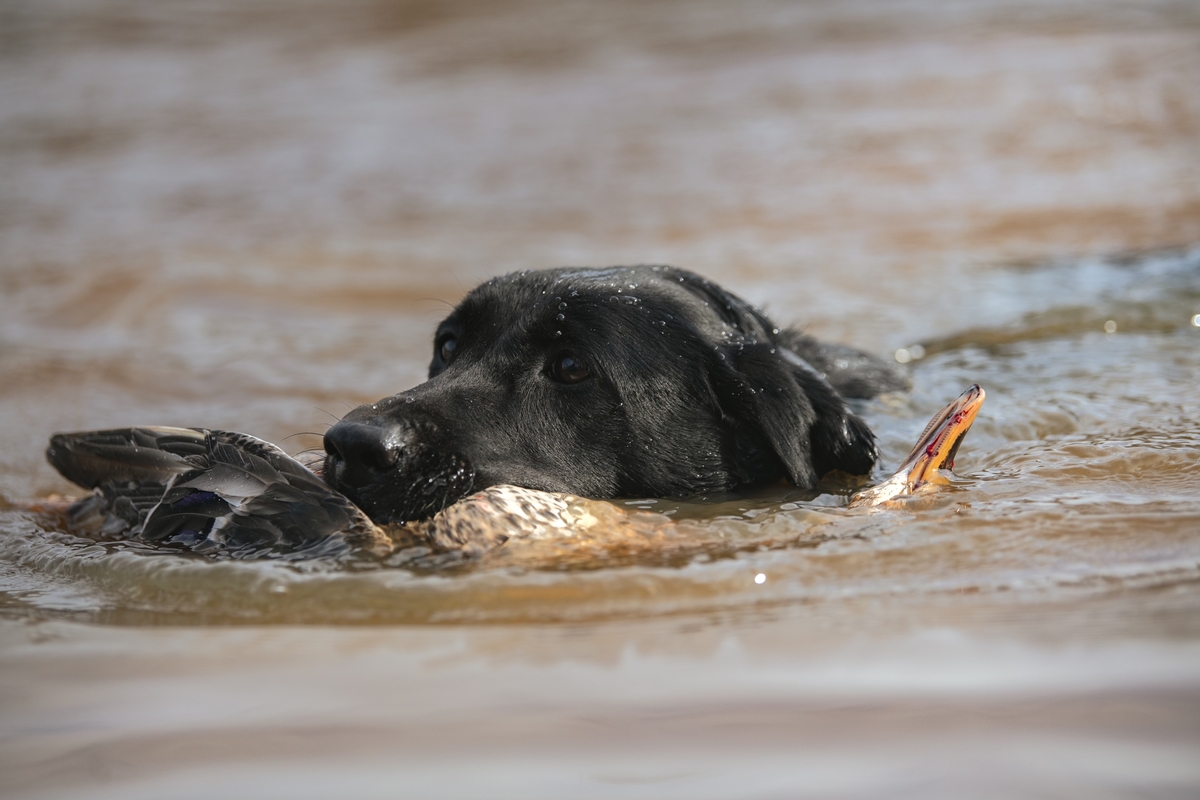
xmin=712 ymin=344 xmax=878 ymax=489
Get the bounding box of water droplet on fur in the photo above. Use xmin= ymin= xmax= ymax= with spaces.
xmin=558 ymin=302 xmax=567 ymax=310
xmin=556 ymin=313 xmax=565 ymax=321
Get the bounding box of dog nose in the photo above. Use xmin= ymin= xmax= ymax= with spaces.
xmin=323 ymin=420 xmax=402 ymax=487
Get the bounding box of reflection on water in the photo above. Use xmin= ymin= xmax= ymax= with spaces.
xmin=1 ymin=0 xmax=1199 ymax=797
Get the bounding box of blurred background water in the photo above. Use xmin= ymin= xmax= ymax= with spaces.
xmin=1 ymin=1 xmax=1199 ymax=797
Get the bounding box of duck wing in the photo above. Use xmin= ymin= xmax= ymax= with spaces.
xmin=45 ymin=426 xmax=204 ymax=488
xmin=47 ymin=427 xmax=389 ymax=557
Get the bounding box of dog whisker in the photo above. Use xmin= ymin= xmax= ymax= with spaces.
xmin=282 ymin=432 xmax=325 ymax=442
xmin=313 ymin=406 xmax=343 ymax=423
xmin=417 ymin=297 xmax=455 ymax=313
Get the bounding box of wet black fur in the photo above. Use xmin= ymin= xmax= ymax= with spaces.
xmin=323 ymin=266 xmax=908 ymax=523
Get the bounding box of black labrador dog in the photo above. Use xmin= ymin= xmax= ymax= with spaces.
xmin=323 ymin=266 xmax=907 ymax=523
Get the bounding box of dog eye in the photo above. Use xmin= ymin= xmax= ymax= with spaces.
xmin=437 ymin=334 xmax=457 ymax=363
xmin=550 ymin=352 xmax=591 ymax=384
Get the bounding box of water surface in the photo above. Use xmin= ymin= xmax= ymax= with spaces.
xmin=2 ymin=1 xmax=1199 ymax=797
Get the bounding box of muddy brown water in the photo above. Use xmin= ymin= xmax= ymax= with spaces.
xmin=2 ymin=1 xmax=1200 ymax=797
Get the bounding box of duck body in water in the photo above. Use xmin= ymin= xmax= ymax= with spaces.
xmin=41 ymin=386 xmax=985 ymax=560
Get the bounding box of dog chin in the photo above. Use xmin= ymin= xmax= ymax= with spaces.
xmin=325 ymin=455 xmax=475 ymax=524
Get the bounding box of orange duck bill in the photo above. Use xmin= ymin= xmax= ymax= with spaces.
xmin=849 ymin=384 xmax=986 ymax=508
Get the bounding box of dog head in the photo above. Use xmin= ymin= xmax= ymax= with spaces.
xmin=323 ymin=266 xmax=877 ymax=523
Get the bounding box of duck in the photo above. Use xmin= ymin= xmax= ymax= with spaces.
xmin=42 ymin=386 xmax=985 ymax=560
